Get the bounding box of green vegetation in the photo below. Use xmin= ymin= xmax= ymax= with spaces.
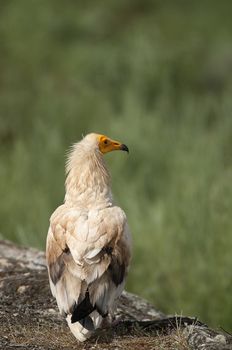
xmin=1 ymin=0 xmax=232 ymax=330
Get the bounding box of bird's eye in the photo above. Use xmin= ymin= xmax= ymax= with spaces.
xmin=103 ymin=139 xmax=108 ymax=145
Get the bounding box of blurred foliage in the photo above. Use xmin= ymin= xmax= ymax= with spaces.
xmin=0 ymin=0 xmax=232 ymax=330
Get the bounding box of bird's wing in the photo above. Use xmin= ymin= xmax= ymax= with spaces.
xmin=46 ymin=204 xmax=131 ymax=320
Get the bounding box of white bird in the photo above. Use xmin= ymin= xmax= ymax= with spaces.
xmin=46 ymin=133 xmax=132 ymax=341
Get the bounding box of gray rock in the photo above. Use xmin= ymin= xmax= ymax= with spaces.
xmin=0 ymin=239 xmax=231 ymax=350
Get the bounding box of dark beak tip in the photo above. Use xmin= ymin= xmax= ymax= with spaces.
xmin=121 ymin=144 xmax=129 ymax=153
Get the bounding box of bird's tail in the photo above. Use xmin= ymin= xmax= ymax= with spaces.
xmin=66 ymin=311 xmax=103 ymax=342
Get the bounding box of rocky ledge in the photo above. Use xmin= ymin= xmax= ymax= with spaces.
xmin=0 ymin=240 xmax=231 ymax=350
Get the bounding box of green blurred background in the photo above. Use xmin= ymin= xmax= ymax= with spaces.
xmin=0 ymin=0 xmax=232 ymax=330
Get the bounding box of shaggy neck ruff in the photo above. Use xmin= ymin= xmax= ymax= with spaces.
xmin=64 ymin=143 xmax=113 ymax=208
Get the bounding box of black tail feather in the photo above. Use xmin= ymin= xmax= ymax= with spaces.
xmin=71 ymin=291 xmax=96 ymax=324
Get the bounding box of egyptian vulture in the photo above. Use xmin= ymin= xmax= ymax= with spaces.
xmin=46 ymin=133 xmax=132 ymax=341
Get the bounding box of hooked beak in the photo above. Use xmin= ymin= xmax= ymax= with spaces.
xmin=109 ymin=140 xmax=129 ymax=154
xmin=119 ymin=144 xmax=129 ymax=153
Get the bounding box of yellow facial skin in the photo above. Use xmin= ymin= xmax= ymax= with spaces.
xmin=98 ymin=135 xmax=129 ymax=154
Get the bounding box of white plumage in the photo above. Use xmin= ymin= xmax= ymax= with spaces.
xmin=46 ymin=133 xmax=132 ymax=341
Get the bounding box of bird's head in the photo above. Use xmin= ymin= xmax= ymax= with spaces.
xmin=83 ymin=133 xmax=129 ymax=155
xmin=65 ymin=133 xmax=129 ymax=199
